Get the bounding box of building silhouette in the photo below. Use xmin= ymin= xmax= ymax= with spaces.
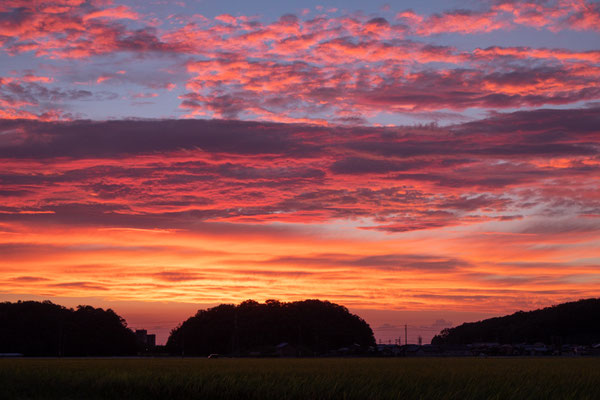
xmin=135 ymin=329 xmax=156 ymax=350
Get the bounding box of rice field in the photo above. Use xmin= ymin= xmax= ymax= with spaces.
xmin=1 ymin=357 xmax=599 ymax=400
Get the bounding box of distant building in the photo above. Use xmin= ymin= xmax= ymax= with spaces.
xmin=135 ymin=329 xmax=147 ymax=339
xmin=377 ymin=344 xmax=402 ymax=356
xmin=135 ymin=329 xmax=156 ymax=351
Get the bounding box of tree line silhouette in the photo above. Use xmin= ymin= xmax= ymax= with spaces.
xmin=432 ymin=298 xmax=600 ymax=345
xmin=3 ymin=298 xmax=599 ymax=356
xmin=0 ymin=301 xmax=137 ymax=356
xmin=0 ymin=299 xmax=375 ymax=356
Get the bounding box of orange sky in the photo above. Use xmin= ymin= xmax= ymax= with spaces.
xmin=1 ymin=118 xmax=598 ymax=343
xmin=1 ymin=0 xmax=600 ymax=344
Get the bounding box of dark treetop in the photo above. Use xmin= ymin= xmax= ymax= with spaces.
xmin=0 ymin=300 xmax=137 ymax=356
xmin=431 ymin=298 xmax=600 ymax=346
xmin=166 ymin=299 xmax=376 ymax=356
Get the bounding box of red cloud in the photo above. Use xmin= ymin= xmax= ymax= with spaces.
xmin=0 ymin=107 xmax=597 ymax=233
xmin=1 ymin=114 xmax=598 ymax=314
xmin=1 ymin=1 xmax=599 ymax=326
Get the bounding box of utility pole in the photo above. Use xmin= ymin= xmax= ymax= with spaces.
xmin=405 ymin=324 xmax=408 ymax=345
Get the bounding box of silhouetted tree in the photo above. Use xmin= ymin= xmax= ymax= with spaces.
xmin=64 ymin=305 xmax=137 ymax=356
xmin=0 ymin=301 xmax=68 ymax=356
xmin=166 ymin=299 xmax=375 ymax=356
xmin=431 ymin=298 xmax=600 ymax=345
xmin=0 ymin=301 xmax=137 ymax=356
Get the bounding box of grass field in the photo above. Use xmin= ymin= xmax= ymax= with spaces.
xmin=1 ymin=357 xmax=599 ymax=400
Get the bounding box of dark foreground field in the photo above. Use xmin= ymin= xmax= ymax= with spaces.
xmin=2 ymin=357 xmax=599 ymax=400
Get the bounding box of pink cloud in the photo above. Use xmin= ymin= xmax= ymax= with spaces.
xmin=214 ymin=14 xmax=237 ymax=25
xmin=415 ymin=10 xmax=509 ymax=35
xmin=131 ymin=92 xmax=158 ymax=99
xmin=1 ymin=3 xmax=600 ymax=123
xmin=82 ymin=5 xmax=139 ymax=21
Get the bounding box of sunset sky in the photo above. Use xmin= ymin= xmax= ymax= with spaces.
xmin=1 ymin=0 xmax=599 ymax=344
